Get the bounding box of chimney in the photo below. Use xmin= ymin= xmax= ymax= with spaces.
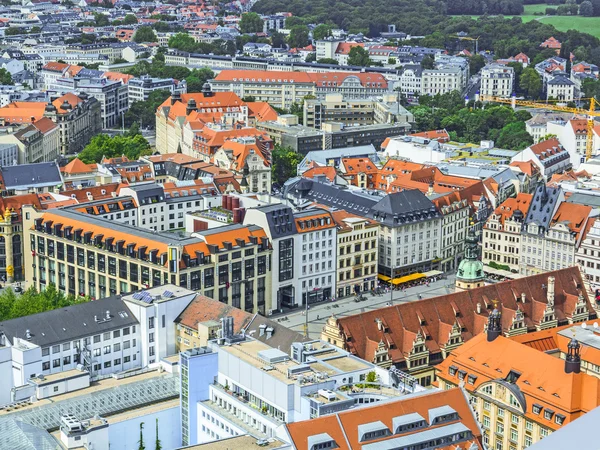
xmin=565 ymin=336 xmax=581 ymax=374
xmin=105 ymin=310 xmax=110 ymax=320
xmin=547 ymin=276 xmax=555 ymax=306
xmin=259 ymin=323 xmax=266 ymax=337
xmin=376 ymin=318 xmax=383 ymax=331
xmin=25 ymin=329 xmax=31 ymax=340
xmin=487 ymin=307 xmax=502 ymax=342
xmin=266 ymin=327 xmax=273 ymax=339
xmin=521 ymin=292 xmax=526 ymax=303
xmin=427 ymin=182 xmax=434 ymax=196
xmin=476 ymin=303 xmax=481 ymax=314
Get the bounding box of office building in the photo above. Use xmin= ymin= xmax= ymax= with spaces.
xmin=128 ymin=75 xmax=187 ymax=106
xmin=480 ymin=64 xmax=515 ymax=98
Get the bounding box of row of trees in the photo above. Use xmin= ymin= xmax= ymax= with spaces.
xmin=410 ymin=92 xmax=533 ymax=150
xmin=0 ymin=284 xmax=88 ymax=322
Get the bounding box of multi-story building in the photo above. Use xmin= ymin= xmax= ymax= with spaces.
xmin=525 ymin=112 xmax=573 ymax=144
xmin=209 ymin=70 xmax=390 ymax=109
xmin=23 ymin=207 xmax=275 ymax=315
xmin=436 ymin=323 xmax=600 ymax=450
xmin=519 ymin=193 xmax=592 ymax=276
xmin=187 ymin=124 xmax=273 ymax=162
xmin=421 ymin=67 xmax=464 ymax=96
xmin=212 ymin=137 xmax=272 ymax=193
xmin=480 ymin=63 xmax=515 ymax=98
xmin=51 ymin=76 xmax=128 ymax=129
xmin=128 ymin=75 xmax=187 ymax=106
xmin=180 ymin=330 xmax=405 ymax=447
xmin=321 ymin=267 xmax=596 ymax=386
xmin=513 ymin=138 xmax=572 ymax=180
xmin=577 ymin=217 xmax=600 ymax=293
xmin=0 ymin=117 xmax=59 ymax=164
xmin=0 ymin=284 xmax=197 ymax=404
xmin=547 ymin=118 xmax=593 ymax=169
xmin=285 ymin=388 xmax=484 ymax=450
xmin=432 ymin=192 xmax=471 ymax=272
xmin=0 ymin=92 xmax=102 ymax=155
xmin=482 ymin=193 xmax=533 ymax=272
xmin=547 ymin=74 xmax=575 ymax=101
xmin=330 ymin=210 xmax=378 ymax=297
xmin=396 ymin=64 xmax=422 ymax=98
xmin=303 ymin=93 xmax=413 ymax=129
xmin=284 ymin=177 xmax=443 ymax=278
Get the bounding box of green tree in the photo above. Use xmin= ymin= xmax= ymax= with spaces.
xmin=155 ymin=419 xmax=162 ymax=450
xmin=270 ymin=31 xmax=286 ymax=48
xmin=242 ymin=95 xmax=256 ymax=102
xmin=94 ymin=13 xmax=109 ymax=27
xmin=123 ymin=14 xmax=138 ymax=25
xmin=133 ymin=26 xmax=157 ymax=43
xmin=4 ymin=27 xmax=22 ymax=36
xmin=239 ymin=12 xmax=264 ymax=33
xmin=312 ymin=24 xmax=332 ymax=40
xmin=0 ymin=284 xmax=88 ymax=321
xmin=29 ymin=26 xmax=41 ymax=34
xmin=272 ymin=145 xmax=302 ymax=185
xmin=496 ymin=121 xmax=533 ymax=150
xmin=0 ymin=68 xmax=13 ymax=85
xmin=288 ymin=25 xmax=310 ymax=48
xmin=421 ymin=55 xmax=435 ymax=69
xmin=285 ymin=16 xmax=304 ymax=28
xmin=305 ymin=52 xmax=317 ymax=62
xmin=317 ymin=58 xmax=338 ymax=64
xmin=153 ymin=21 xmax=171 ymax=32
xmin=168 ymin=33 xmax=198 ymax=52
xmin=347 ymin=46 xmax=372 ymax=66
xmin=519 ymin=68 xmax=542 ymax=99
xmin=124 ymin=89 xmax=170 ymax=130
xmin=580 ymin=1 xmax=594 ymax=16
xmin=468 ymin=54 xmax=486 ymax=74
xmin=78 ymin=133 xmax=151 ymax=163
xmin=138 ymin=423 xmax=145 ymax=450
xmin=185 ymin=68 xmax=215 ymax=92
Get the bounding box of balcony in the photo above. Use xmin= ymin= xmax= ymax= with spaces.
xmin=211 ymin=382 xmax=284 ymax=427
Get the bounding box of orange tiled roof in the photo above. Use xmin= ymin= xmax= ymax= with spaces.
xmin=509 ymin=160 xmax=539 ymax=177
xmin=302 ymin=166 xmax=337 ymax=182
xmin=218 ymin=139 xmax=270 ymax=171
xmin=62 ymin=158 xmax=95 ymax=175
xmin=32 ymin=117 xmax=57 ymax=134
xmin=486 ymin=193 xmax=533 ymax=227
xmin=199 ymin=225 xmax=267 ymax=250
xmin=60 ymin=183 xmax=120 ymax=202
xmin=529 ymin=137 xmax=566 ymax=161
xmin=436 ymin=333 xmax=600 ymax=430
xmin=335 ymin=42 xmax=363 ymax=55
xmin=551 ymin=202 xmax=592 ymax=238
xmin=286 ymin=388 xmax=483 ymax=450
xmin=409 ymin=129 xmax=450 ymax=142
xmin=175 ymin=293 xmax=253 ymax=331
xmin=245 ymin=101 xmax=279 ymax=122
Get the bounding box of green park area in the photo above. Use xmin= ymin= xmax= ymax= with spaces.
xmin=456 ymin=4 xmax=600 ymax=38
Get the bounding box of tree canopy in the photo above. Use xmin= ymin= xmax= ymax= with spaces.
xmin=272 ymin=146 xmax=302 ymax=186
xmin=288 ymin=25 xmax=310 ymax=48
xmin=0 ymin=284 xmax=88 ymax=322
xmin=133 ymin=26 xmax=157 ymax=43
xmin=124 ymin=90 xmax=171 ymax=130
xmin=312 ymin=24 xmax=333 ymax=40
xmin=347 ymin=46 xmax=372 ymax=67
xmin=239 ymin=12 xmax=264 ymax=33
xmin=78 ymin=132 xmax=151 ymax=163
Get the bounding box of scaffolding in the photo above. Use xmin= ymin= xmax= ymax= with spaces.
xmin=0 ymin=373 xmax=180 ymax=432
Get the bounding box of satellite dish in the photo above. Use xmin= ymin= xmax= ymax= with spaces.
xmin=582 ymin=323 xmax=588 ymax=329
xmin=594 ymin=322 xmax=599 ymax=329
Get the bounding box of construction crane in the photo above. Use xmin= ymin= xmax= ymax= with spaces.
xmin=453 ymin=35 xmax=480 ymax=54
xmin=480 ymin=95 xmax=600 ymax=161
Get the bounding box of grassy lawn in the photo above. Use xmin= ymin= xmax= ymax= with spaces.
xmin=452 ymin=4 xmax=600 ymax=38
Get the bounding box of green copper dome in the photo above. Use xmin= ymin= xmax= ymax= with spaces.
xmin=457 ymin=229 xmax=485 ymax=282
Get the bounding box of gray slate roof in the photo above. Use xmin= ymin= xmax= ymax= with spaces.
xmin=1 ymin=161 xmax=62 ymax=190
xmin=0 ymin=296 xmax=138 ymax=348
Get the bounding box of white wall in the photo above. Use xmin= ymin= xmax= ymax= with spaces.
xmin=108 ymin=405 xmax=181 ymax=450
xmin=0 ymin=345 xmax=13 ymax=405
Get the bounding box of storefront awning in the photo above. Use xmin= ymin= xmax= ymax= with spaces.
xmin=378 ymin=274 xmax=391 ymax=282
xmin=392 ymin=273 xmax=425 ymax=285
xmin=423 ymin=270 xmax=443 ymax=278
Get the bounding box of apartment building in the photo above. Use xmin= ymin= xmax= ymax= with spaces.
xmin=480 ymin=63 xmax=515 ymax=98
xmin=547 ymin=118 xmax=593 ymax=169
xmin=212 ymin=137 xmax=272 ymax=193
xmin=284 ymin=178 xmax=443 ymax=278
xmin=52 ymin=76 xmax=128 ymax=129
xmin=421 ymin=67 xmax=464 ymax=96
xmin=0 ymin=284 xmax=197 ymax=404
xmin=577 ymin=217 xmax=600 ymax=293
xmin=303 ymin=93 xmax=413 ymax=129
xmin=513 ymin=138 xmax=572 ymax=180
xmin=209 ymin=70 xmax=390 ymax=109
xmin=397 ymin=64 xmax=422 ymax=98
xmin=520 ymin=194 xmax=591 ymax=276
xmin=482 ymin=193 xmax=533 ymax=272
xmin=128 ymin=75 xmax=187 ymax=106
xmin=330 ymin=210 xmax=378 ymax=298
xmin=547 ymin=75 xmax=575 ymax=101
xmin=23 ymin=208 xmax=275 ymax=315
xmin=322 ymin=268 xmax=595 ymax=386
xmin=436 ymin=326 xmax=600 ymax=450
xmin=0 ymin=92 xmax=102 ymax=155
xmin=432 ymin=192 xmax=470 ymax=272
xmin=0 ymin=117 xmax=59 ymax=164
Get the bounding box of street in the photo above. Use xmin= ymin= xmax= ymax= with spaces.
xmin=277 ymin=275 xmax=457 ymax=338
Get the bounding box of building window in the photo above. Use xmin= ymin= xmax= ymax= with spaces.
xmin=149 ymin=317 xmax=155 ymax=329
xmin=103 ymin=345 xmax=111 ymax=354
xmin=53 ymin=359 xmax=60 ymax=368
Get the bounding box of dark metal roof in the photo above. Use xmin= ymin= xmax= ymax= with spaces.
xmin=0 ymin=296 xmax=138 ymax=348
xmin=1 ymin=161 xmax=62 ymax=189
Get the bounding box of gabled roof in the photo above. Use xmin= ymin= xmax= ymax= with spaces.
xmin=337 ymin=267 xmax=593 ymax=365
xmin=487 ymin=193 xmax=533 ymax=227
xmin=62 ymin=158 xmax=95 ymax=175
